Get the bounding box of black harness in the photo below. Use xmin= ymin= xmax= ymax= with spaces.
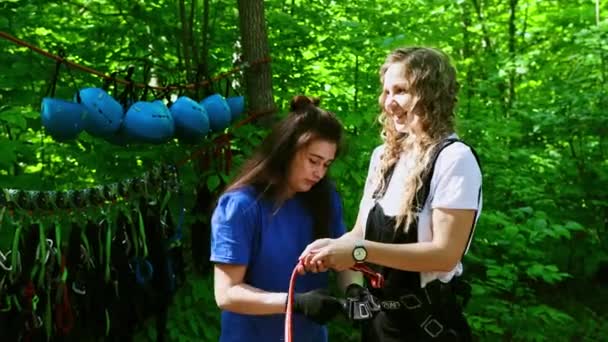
xmin=361 ymin=138 xmax=481 ymax=341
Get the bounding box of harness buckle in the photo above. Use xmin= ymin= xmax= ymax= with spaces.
xmin=71 ymin=281 xmax=86 ymax=295
xmin=380 ymin=300 xmax=401 ymax=310
xmin=421 ymin=315 xmax=444 ymax=338
xmin=345 ymin=290 xmax=381 ymax=320
xmin=355 ymin=302 xmax=371 ymax=319
xmin=0 ymin=251 xmax=12 ymax=271
xmin=399 ymin=294 xmax=422 ymax=309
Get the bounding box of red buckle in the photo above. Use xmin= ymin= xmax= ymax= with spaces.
xmin=351 ymin=264 xmax=384 ymax=288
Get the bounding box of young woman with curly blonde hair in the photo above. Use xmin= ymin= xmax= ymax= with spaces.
xmin=299 ymin=47 xmax=482 ymax=341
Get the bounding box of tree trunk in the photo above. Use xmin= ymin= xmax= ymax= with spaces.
xmin=189 ymin=0 xmax=199 ymax=73
xmin=461 ymin=1 xmax=473 ymax=118
xmin=237 ymin=0 xmax=275 ymax=125
xmin=470 ymin=0 xmax=493 ymax=52
xmin=195 ymin=0 xmax=210 ymax=100
xmin=179 ymin=0 xmax=192 ymax=80
xmin=200 ymin=0 xmax=210 ymax=78
xmin=354 ymin=55 xmax=359 ymax=111
xmin=507 ymin=0 xmax=518 ymax=112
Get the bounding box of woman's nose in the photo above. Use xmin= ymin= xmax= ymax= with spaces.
xmin=385 ymin=96 xmax=398 ymax=111
xmin=312 ymin=165 xmax=323 ymax=179
xmin=312 ymin=167 xmax=320 ymax=177
xmin=385 ymin=93 xmax=393 ymax=104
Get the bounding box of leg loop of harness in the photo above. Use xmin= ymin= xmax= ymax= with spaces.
xmin=375 ymin=281 xmax=470 ymax=340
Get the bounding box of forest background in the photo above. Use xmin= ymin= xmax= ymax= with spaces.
xmin=0 ymin=0 xmax=607 ymax=341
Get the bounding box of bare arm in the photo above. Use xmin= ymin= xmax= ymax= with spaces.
xmin=335 ymin=212 xmax=366 ymax=286
xmin=307 ymin=208 xmax=476 ymax=273
xmin=298 ymin=209 xmax=367 ymax=274
xmin=346 ymin=208 xmax=366 ymax=239
xmin=214 ymin=263 xmax=287 ymax=315
xmin=362 ymin=208 xmax=475 ymax=272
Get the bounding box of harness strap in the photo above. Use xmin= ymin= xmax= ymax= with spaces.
xmin=351 ymin=264 xmax=384 ymax=289
xmin=54 ymin=256 xmax=74 ymax=335
xmin=9 ymin=224 xmax=21 ymax=284
xmin=375 ymin=282 xmax=464 ymax=339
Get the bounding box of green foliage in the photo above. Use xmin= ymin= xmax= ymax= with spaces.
xmin=1 ymin=0 xmax=607 ymax=341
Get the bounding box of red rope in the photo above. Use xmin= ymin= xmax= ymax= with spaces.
xmin=22 ymin=280 xmax=37 ymax=342
xmin=284 ymin=262 xmax=384 ymax=342
xmin=54 ymin=256 xmax=74 ymax=335
xmin=0 ymin=31 xmax=271 ymax=91
xmin=284 ymin=261 xmax=300 ymax=342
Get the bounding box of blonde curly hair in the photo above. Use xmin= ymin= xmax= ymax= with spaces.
xmin=375 ymin=47 xmax=459 ymax=231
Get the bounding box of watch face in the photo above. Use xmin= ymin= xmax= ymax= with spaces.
xmin=353 ymin=247 xmax=367 ymax=261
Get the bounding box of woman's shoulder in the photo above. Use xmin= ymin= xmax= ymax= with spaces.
xmin=444 ymin=139 xmax=474 ymax=153
xmin=369 ymin=144 xmax=385 ymax=166
xmin=216 ymin=186 xmax=260 ymax=211
xmin=212 ymin=186 xmax=264 ymax=226
xmin=441 ymin=139 xmax=478 ymax=160
xmin=435 ymin=139 xmax=481 ymax=175
xmin=372 ymin=144 xmax=385 ymax=156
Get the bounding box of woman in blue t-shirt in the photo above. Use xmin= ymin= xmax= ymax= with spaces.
xmin=210 ymin=95 xmax=353 ymax=342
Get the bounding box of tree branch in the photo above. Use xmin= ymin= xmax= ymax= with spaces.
xmin=470 ymin=0 xmax=493 ymax=52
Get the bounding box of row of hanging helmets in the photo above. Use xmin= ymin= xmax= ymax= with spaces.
xmin=40 ymin=63 xmax=245 ymax=144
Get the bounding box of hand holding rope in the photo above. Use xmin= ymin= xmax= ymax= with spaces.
xmin=284 ymin=261 xmax=383 ymax=342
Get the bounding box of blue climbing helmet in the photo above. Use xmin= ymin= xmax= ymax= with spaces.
xmin=225 ymin=95 xmax=245 ymax=121
xmin=169 ymin=96 xmax=210 ymax=142
xmin=78 ymin=87 xmax=124 ymax=137
xmin=200 ymin=93 xmax=231 ymax=132
xmin=122 ymin=101 xmax=175 ymax=144
xmin=40 ymin=97 xmax=86 ymax=141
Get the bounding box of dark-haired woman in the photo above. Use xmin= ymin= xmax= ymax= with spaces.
xmin=210 ymin=96 xmax=352 ymax=342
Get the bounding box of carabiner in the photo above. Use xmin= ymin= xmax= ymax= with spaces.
xmin=0 ymin=251 xmax=12 ymax=271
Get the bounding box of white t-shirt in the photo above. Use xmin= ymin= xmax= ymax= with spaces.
xmin=358 ymin=134 xmax=482 ymax=288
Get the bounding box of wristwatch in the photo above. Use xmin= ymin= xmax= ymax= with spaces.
xmin=352 ymin=241 xmax=367 ymax=263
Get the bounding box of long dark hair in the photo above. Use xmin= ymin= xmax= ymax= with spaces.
xmin=225 ymin=95 xmax=343 ymax=239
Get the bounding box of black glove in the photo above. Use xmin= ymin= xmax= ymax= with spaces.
xmin=292 ymin=289 xmax=344 ymax=325
xmin=344 ymin=283 xmax=381 ymax=321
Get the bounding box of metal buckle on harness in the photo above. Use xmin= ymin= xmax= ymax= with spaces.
xmin=35 ymin=239 xmax=54 ymax=265
xmin=0 ymin=251 xmax=12 ymax=271
xmin=421 ymin=315 xmax=444 ymax=338
xmin=380 ymin=300 xmax=401 ymax=310
xmin=71 ymin=281 xmax=86 ymax=295
xmin=346 ymin=292 xmax=381 ymax=320
xmin=367 ymin=292 xmax=381 ymax=312
xmin=355 ymin=302 xmax=371 ymax=319
xmin=400 ymin=294 xmax=422 ymax=309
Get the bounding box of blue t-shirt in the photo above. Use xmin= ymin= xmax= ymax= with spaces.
xmin=210 ymin=186 xmax=346 ymax=342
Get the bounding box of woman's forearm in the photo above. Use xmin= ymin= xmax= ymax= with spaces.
xmin=357 ymin=209 xmax=474 ymax=273
xmin=365 ymin=240 xmax=457 ymax=273
xmin=218 ymin=283 xmax=287 ymax=315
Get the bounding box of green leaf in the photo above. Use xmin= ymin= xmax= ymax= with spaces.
xmin=206 ymin=174 xmax=221 ymax=192
xmin=0 ymin=107 xmax=28 ymax=130
xmin=0 ymin=141 xmax=17 ymax=169
xmin=564 ymin=220 xmax=584 ymax=231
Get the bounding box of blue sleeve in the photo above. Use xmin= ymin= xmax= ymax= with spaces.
xmin=329 ymin=188 xmax=347 ymax=238
xmin=210 ymin=190 xmax=258 ymax=265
